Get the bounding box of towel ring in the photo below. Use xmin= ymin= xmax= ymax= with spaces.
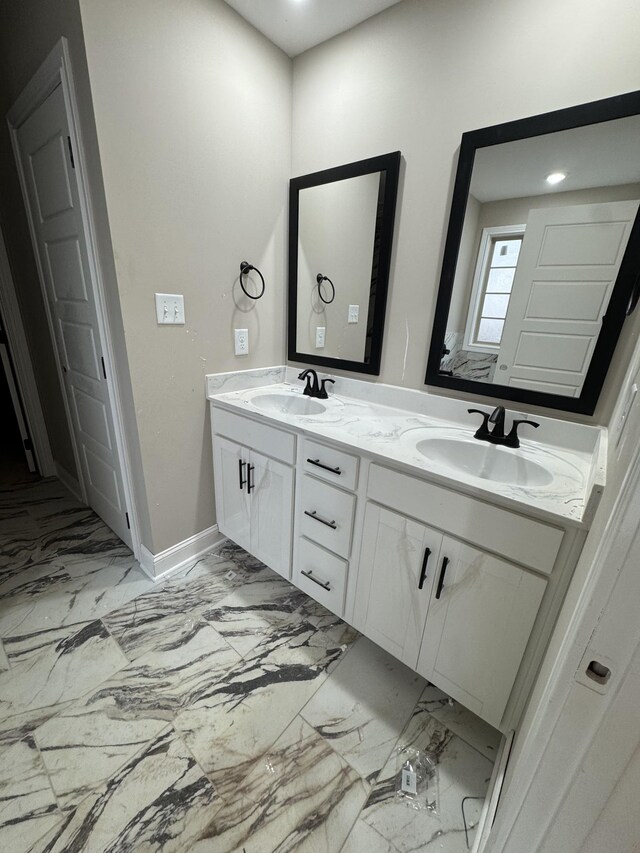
xmin=239 ymin=261 xmax=265 ymax=300
xmin=316 ymin=273 xmax=335 ymax=305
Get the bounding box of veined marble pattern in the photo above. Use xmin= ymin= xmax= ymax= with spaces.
xmin=1 ymin=477 xmax=499 ymax=852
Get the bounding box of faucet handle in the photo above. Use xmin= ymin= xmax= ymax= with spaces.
xmin=506 ymin=419 xmax=540 ymax=448
xmin=468 ymin=408 xmax=491 ymax=439
xmin=319 ymin=378 xmax=335 ymax=399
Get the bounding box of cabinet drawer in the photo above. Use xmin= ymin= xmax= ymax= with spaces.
xmin=211 ymin=406 xmax=295 ymax=464
xmin=294 ymin=537 xmax=347 ymax=617
xmin=302 ymin=438 xmax=358 ymax=491
xmin=367 ymin=464 xmax=563 ymax=575
xmin=299 ymin=475 xmax=355 ymax=558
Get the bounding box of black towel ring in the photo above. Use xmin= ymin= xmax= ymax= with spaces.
xmin=316 ymin=273 xmax=335 ymax=305
xmin=239 ymin=261 xmax=266 ymax=300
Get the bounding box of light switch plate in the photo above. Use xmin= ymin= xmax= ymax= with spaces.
xmin=235 ymin=328 xmax=249 ymax=356
xmin=155 ymin=293 xmax=185 ymax=325
xmin=316 ymin=326 xmax=326 ymax=348
xmin=348 ymin=305 xmax=359 ymax=324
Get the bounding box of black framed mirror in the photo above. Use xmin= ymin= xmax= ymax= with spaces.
xmin=426 ymin=91 xmax=640 ymax=414
xmin=288 ymin=151 xmax=401 ymax=375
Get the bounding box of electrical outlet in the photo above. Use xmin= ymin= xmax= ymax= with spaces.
xmin=155 ymin=293 xmax=185 ymax=325
xmin=348 ymin=304 xmax=359 ymax=324
xmin=235 ymin=328 xmax=249 ymax=356
xmin=316 ymin=326 xmax=326 ymax=348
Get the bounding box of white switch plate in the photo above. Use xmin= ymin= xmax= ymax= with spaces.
xmin=316 ymin=326 xmax=326 ymax=348
xmin=348 ymin=304 xmax=359 ymax=324
xmin=235 ymin=328 xmax=249 ymax=356
xmin=155 ymin=293 xmax=185 ymax=325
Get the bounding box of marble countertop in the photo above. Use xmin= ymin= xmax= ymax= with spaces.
xmin=206 ymin=369 xmax=606 ymax=529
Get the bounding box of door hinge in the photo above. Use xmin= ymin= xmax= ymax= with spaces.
xmin=101 ymin=356 xmax=107 ymax=379
xmin=67 ymin=136 xmax=75 ymax=169
xmin=125 ymin=512 xmax=130 ymax=530
xmin=23 ymin=437 xmax=33 ymax=452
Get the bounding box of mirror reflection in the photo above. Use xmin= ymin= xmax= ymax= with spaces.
xmin=440 ymin=112 xmax=640 ymax=400
xmin=288 ymin=152 xmax=401 ymax=376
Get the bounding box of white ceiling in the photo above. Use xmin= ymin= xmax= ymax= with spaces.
xmin=471 ymin=115 xmax=640 ymax=203
xmin=222 ymin=0 xmax=405 ymax=57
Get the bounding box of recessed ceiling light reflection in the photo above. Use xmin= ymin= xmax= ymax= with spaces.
xmin=546 ymin=172 xmax=567 ymax=185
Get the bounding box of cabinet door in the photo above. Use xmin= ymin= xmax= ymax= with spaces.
xmin=417 ymin=537 xmax=546 ymax=729
xmin=249 ymin=449 xmax=294 ymax=579
xmin=354 ymin=504 xmax=442 ymax=668
xmin=213 ymin=435 xmax=251 ymax=553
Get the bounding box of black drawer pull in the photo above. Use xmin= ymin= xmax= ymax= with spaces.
xmin=418 ymin=547 xmax=431 ymax=590
xmin=307 ymin=458 xmax=342 ymax=476
xmin=435 ymin=556 xmax=449 ymax=600
xmin=301 ymin=569 xmax=331 ymax=591
xmin=238 ymin=459 xmax=247 ymax=491
xmin=304 ymin=510 xmax=337 ymax=530
xmin=247 ymin=464 xmax=255 ymax=493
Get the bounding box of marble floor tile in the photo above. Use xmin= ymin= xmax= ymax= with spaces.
xmin=0 ymin=702 xmax=74 ymax=751
xmin=174 ymin=614 xmax=356 ymax=802
xmin=359 ymin=696 xmax=494 ymax=853
xmin=0 ymin=639 xmax=8 ymax=671
xmin=0 ymin=620 xmax=127 ymax=721
xmin=200 ymin=573 xmax=307 ymax=657
xmin=33 ymin=728 xmax=219 ymax=853
xmin=0 ymin=554 xmax=153 ymax=637
xmin=0 ymin=735 xmax=63 ymax=853
xmin=341 ymin=817 xmax=403 ymax=852
xmin=302 ymin=636 xmax=426 ymax=786
xmin=420 ymin=684 xmax=502 ymax=761
xmin=192 ymin=716 xmax=368 ymax=852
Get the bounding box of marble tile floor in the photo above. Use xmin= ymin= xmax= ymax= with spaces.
xmin=0 ymin=476 xmax=501 ymax=852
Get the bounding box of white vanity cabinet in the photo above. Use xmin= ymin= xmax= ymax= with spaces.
xmin=212 ymin=409 xmax=295 ymax=579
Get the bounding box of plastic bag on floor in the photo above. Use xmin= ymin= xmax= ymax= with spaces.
xmin=394 ymin=746 xmax=438 ymax=813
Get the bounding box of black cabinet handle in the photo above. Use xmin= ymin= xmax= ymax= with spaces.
xmin=301 ymin=569 xmax=331 ymax=591
xmin=418 ymin=547 xmax=431 ymax=590
xmin=238 ymin=459 xmax=247 ymax=491
xmin=247 ymin=464 xmax=255 ymax=493
xmin=435 ymin=556 xmax=449 ymax=600
xmin=304 ymin=510 xmax=337 ymax=530
xmin=307 ymin=458 xmax=342 ymax=476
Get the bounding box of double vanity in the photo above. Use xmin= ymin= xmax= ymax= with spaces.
xmin=207 ymin=366 xmax=606 ymax=733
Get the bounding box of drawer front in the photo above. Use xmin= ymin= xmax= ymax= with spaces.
xmin=299 ymin=475 xmax=355 ymax=558
xmin=295 ymin=537 xmax=347 ymax=617
xmin=302 ymin=438 xmax=359 ymax=491
xmin=211 ymin=405 xmax=295 ymax=464
xmin=367 ymin=464 xmax=563 ymax=575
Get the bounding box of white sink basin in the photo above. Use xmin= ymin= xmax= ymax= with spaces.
xmin=251 ymin=393 xmax=326 ymax=416
xmin=416 ymin=436 xmax=554 ymax=487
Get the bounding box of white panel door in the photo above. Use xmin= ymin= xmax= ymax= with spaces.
xmin=498 ymin=200 xmax=639 ymax=397
xmin=15 ymin=83 xmax=131 ymax=545
xmin=249 ymin=449 xmax=293 ymax=579
xmin=213 ymin=436 xmax=251 ymax=554
xmin=354 ymin=504 xmax=442 ymax=668
xmin=417 ymin=536 xmax=546 ymax=729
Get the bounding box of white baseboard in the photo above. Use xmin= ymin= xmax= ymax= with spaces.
xmin=138 ymin=524 xmax=224 ymax=582
xmin=54 ymin=461 xmax=83 ymax=502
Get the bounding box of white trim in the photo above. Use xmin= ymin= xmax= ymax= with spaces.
xmin=54 ymin=460 xmax=83 ymax=502
xmin=139 ymin=526 xmax=224 ymax=582
xmin=463 ymin=223 xmax=525 ymax=355
xmin=0 ymin=224 xmax=55 ymax=476
xmin=7 ymin=38 xmax=141 ymax=559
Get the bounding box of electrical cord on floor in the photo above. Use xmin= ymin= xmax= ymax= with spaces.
xmin=461 ymin=796 xmax=485 ymax=849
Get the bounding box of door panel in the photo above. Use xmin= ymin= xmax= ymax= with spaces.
xmin=16 ymin=83 xmax=131 ymax=545
xmin=498 ymin=200 xmax=639 ymax=396
xmin=213 ymin=436 xmax=251 ymax=553
xmin=249 ymin=449 xmax=293 ymax=579
xmin=417 ymin=537 xmax=546 ymax=729
xmin=355 ymin=504 xmax=442 ymax=668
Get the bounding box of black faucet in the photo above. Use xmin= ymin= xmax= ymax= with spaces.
xmin=298 ymin=369 xmax=335 ymax=400
xmin=468 ymin=406 xmax=540 ymax=448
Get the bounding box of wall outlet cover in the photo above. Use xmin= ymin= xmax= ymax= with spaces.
xmin=235 ymin=328 xmax=249 ymax=356
xmin=316 ymin=326 xmax=326 ymax=348
xmin=348 ymin=304 xmax=359 ymax=324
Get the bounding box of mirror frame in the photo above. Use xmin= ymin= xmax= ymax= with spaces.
xmin=288 ymin=151 xmax=401 ymax=375
xmin=426 ymin=90 xmax=640 ymax=414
